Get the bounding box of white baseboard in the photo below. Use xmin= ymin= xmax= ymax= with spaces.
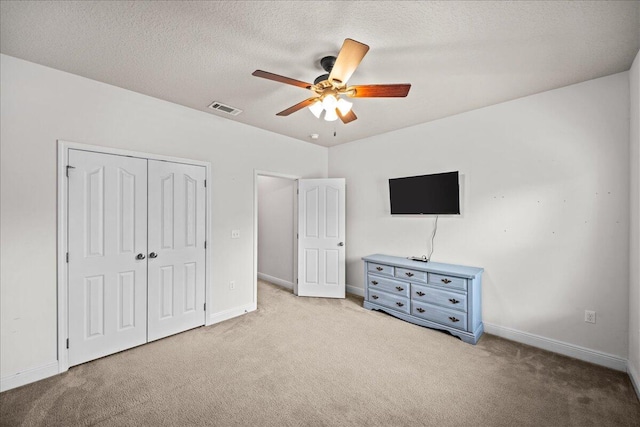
xmin=257 ymin=272 xmax=294 ymax=290
xmin=208 ymin=302 xmax=257 ymax=325
xmin=628 ymin=360 xmax=640 ymax=401
xmin=346 ymin=284 xmax=364 ymax=297
xmin=2 ymin=303 xmax=259 ymax=391
xmin=0 ymin=361 xmax=59 ymax=392
xmin=484 ymin=322 xmax=627 ymax=372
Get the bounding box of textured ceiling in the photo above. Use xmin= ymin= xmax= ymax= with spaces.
xmin=1 ymin=1 xmax=639 ymax=147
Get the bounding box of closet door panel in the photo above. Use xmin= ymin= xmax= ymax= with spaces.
xmin=67 ymin=150 xmax=148 ymax=366
xmin=147 ymin=161 xmax=206 ymax=341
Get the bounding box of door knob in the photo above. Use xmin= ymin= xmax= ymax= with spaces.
xmin=149 ymin=252 xmax=158 ymax=259
xmin=338 ymin=242 xmax=344 ymax=246
xmin=136 ymin=253 xmax=146 ymax=260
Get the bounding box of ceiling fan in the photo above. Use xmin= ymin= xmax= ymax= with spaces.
xmin=252 ymin=38 xmax=411 ymax=124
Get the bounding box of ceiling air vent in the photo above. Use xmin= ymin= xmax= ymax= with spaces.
xmin=208 ymin=101 xmax=242 ymax=116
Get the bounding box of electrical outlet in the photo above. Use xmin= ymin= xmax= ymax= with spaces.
xmin=231 ymin=229 xmax=240 ymax=239
xmin=229 ymin=280 xmax=235 ymax=290
xmin=585 ymin=310 xmax=596 ymax=324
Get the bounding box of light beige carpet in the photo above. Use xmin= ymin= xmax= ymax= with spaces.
xmin=1 ymin=280 xmax=639 ymax=426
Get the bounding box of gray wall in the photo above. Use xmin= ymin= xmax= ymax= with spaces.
xmin=2 ymin=50 xmax=638 ymax=391
xmin=0 ymin=54 xmax=328 ymax=381
xmin=329 ymin=72 xmax=631 ymax=362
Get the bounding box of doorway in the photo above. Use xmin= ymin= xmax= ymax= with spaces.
xmin=253 ymin=171 xmax=347 ymax=303
xmin=254 ymin=172 xmax=299 ymax=301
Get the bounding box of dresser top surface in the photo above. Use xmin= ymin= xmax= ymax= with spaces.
xmin=362 ymin=254 xmax=483 ymax=278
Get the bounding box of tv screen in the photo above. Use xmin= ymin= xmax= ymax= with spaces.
xmin=389 ymin=171 xmax=460 ymax=215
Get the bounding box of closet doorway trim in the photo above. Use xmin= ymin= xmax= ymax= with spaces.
xmin=56 ymin=140 xmax=212 ymax=373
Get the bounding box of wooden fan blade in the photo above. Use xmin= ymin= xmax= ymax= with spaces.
xmin=252 ymin=70 xmax=313 ymax=90
xmin=328 ymin=39 xmax=370 ymax=86
xmin=337 ymin=109 xmax=357 ymax=124
xmin=276 ymin=97 xmax=319 ymax=116
xmin=347 ymin=84 xmax=411 ymax=98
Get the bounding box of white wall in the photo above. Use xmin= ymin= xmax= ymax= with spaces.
xmin=257 ymin=175 xmax=296 ymax=287
xmin=1 ymin=50 xmax=636 ymax=389
xmin=629 ymin=49 xmax=640 ymax=389
xmin=329 ymin=73 xmax=630 ymax=361
xmin=0 ymin=54 xmax=328 ymax=381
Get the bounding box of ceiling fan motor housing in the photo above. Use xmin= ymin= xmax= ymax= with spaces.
xmin=314 ymin=56 xmax=337 ymax=85
xmin=314 ymin=73 xmax=330 ymax=86
xmin=320 ymin=56 xmax=336 ymax=73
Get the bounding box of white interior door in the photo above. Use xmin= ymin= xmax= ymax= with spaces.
xmin=68 ymin=150 xmax=148 ymax=366
xmin=147 ymin=160 xmax=206 ymax=341
xmin=297 ymin=178 xmax=346 ymax=298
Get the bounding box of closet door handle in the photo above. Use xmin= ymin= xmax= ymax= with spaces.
xmin=149 ymin=252 xmax=158 ymax=259
xmin=136 ymin=253 xmax=146 ymax=260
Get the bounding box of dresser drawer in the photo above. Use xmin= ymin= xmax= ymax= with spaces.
xmin=428 ymin=273 xmax=467 ymax=291
xmin=395 ymin=267 xmax=427 ymax=283
xmin=367 ymin=274 xmax=410 ymax=297
xmin=411 ymin=301 xmax=467 ymax=331
xmin=368 ymin=289 xmax=410 ymax=314
xmin=411 ymin=284 xmax=467 ymax=312
xmin=368 ymin=263 xmax=394 ymax=277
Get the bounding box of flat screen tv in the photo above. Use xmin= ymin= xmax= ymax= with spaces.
xmin=389 ymin=171 xmax=460 ymax=215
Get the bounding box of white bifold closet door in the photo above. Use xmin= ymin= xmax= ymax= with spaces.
xmin=68 ymin=150 xmax=148 ymax=366
xmin=68 ymin=151 xmax=206 ymax=367
xmin=147 ymin=160 xmax=206 ymax=342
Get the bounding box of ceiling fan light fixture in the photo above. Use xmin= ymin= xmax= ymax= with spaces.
xmin=336 ymin=98 xmax=353 ymax=115
xmin=324 ymin=108 xmax=339 ymax=122
xmin=322 ymin=94 xmax=338 ymax=110
xmin=308 ymin=100 xmax=323 ymax=118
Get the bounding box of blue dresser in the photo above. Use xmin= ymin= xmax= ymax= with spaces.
xmin=362 ymin=254 xmax=484 ymax=344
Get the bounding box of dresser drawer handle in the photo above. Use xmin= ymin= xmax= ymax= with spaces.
xmin=441 ymin=278 xmax=452 ymax=284
xmin=371 ymin=281 xmax=378 ymax=285
xmin=448 ymin=298 xmax=460 ymax=304
xmin=396 ymin=302 xmax=404 ymax=307
xmin=395 ymin=286 xmax=404 ymax=291
xmin=416 ymin=291 xmax=425 ymax=297
xmin=448 ymin=316 xmax=460 ymax=323
xmin=371 ymin=295 xmax=379 ymax=300
xmin=376 ymin=267 xmax=383 ymax=271
xmin=416 ymin=307 xmax=425 ymax=313
xmin=405 ymin=272 xmax=414 ymax=277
